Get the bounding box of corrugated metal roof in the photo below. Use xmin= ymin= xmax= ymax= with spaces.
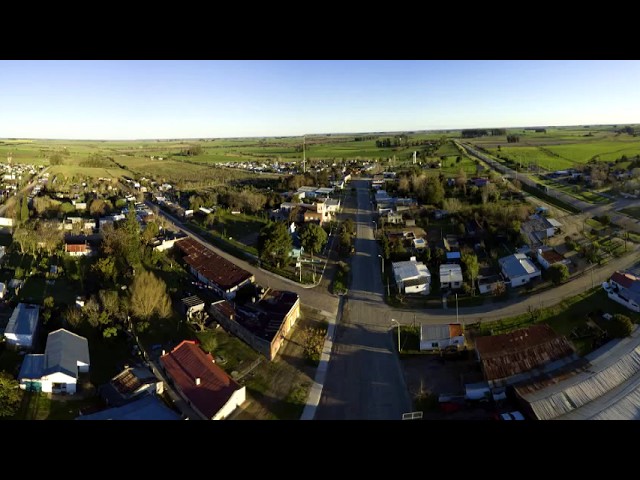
xmin=4 ymin=303 xmax=40 ymax=337
xmin=77 ymin=394 xmax=180 ymax=421
xmin=44 ymin=329 xmax=90 ymax=379
xmin=421 ymin=324 xmax=464 ymax=342
xmin=518 ymin=327 xmax=640 ymax=420
xmin=475 ymin=325 xmax=575 ymax=383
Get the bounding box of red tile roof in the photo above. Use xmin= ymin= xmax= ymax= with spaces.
xmin=65 ymin=244 xmax=88 ymax=253
xmin=160 ymin=340 xmax=242 ymax=419
xmin=540 ymin=250 xmax=564 ymax=264
xmin=176 ymin=237 xmax=253 ymax=291
xmin=611 ymin=271 xmax=638 ymax=289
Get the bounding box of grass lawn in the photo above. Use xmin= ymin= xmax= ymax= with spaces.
xmin=620 ymin=207 xmax=640 ymax=221
xmin=14 ymin=391 xmax=102 ymax=420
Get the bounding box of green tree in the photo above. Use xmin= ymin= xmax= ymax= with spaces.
xmin=92 ymin=256 xmax=118 ymax=285
xmin=547 ymin=263 xmax=569 ymax=285
xmin=258 ymin=221 xmax=293 ymax=268
xmin=380 ymin=234 xmax=391 ymax=260
xmin=142 ymin=221 xmax=159 ymax=245
xmin=461 ymin=251 xmax=479 ymax=294
xmin=129 ymin=269 xmax=172 ymax=322
xmin=19 ymin=196 xmax=29 ymax=224
xmin=300 ymin=223 xmax=328 ymax=257
xmin=424 ymin=178 xmax=445 ymax=206
xmin=609 ymin=314 xmax=634 ymax=338
xmin=0 ymin=372 xmax=22 ymax=417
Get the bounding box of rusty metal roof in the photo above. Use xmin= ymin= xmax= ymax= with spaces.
xmin=475 ymin=325 xmax=575 ymax=382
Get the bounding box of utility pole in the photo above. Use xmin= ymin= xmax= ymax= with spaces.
xmin=456 ymin=293 xmax=459 ymax=324
xmin=303 ymin=135 xmax=306 ymax=174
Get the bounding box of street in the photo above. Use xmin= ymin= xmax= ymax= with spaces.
xmin=314 ymin=180 xmax=412 ymax=419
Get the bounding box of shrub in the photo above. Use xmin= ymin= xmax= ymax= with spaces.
xmin=608 ymin=314 xmax=634 ymax=338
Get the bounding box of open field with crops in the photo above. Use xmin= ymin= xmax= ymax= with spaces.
xmin=2 ymin=125 xmax=639 ymax=183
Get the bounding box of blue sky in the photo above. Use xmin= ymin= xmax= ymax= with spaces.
xmin=0 ymin=60 xmax=639 ymax=139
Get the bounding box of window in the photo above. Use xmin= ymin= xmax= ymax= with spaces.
xmin=431 ymin=342 xmax=439 ymax=348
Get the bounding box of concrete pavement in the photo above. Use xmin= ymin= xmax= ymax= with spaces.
xmin=314 ymin=180 xmax=412 ymax=420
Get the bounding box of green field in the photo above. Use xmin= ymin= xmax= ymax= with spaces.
xmin=2 ymin=126 xmax=639 ymax=186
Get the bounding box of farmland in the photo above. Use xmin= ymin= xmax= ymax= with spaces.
xmin=2 ymin=125 xmax=640 ymax=186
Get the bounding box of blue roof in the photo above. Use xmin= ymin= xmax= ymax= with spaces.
xmin=446 ymin=251 xmax=461 ymax=259
xmin=18 ymin=354 xmax=45 ymax=380
xmin=76 ymin=394 xmax=180 ymax=421
xmin=5 ymin=303 xmax=40 ymax=337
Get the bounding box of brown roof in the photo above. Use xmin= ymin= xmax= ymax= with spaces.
xmin=475 ymin=325 xmax=575 ymax=382
xmin=449 ymin=324 xmax=463 ymax=338
xmin=611 ymin=271 xmax=639 ymax=288
xmin=211 ymin=300 xmax=235 ymax=319
xmin=176 ymin=237 xmax=253 ymax=291
xmin=65 ymin=244 xmax=87 ymax=253
xmin=160 ymin=340 xmax=242 ymax=419
xmin=540 ymin=250 xmax=564 ymax=264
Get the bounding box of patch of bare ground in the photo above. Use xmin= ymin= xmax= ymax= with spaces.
xmin=229 ymin=306 xmax=330 ymax=420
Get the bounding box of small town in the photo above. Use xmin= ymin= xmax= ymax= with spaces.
xmin=1 ymin=60 xmax=640 ymax=421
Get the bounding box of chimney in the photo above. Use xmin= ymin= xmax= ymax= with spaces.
xmin=195 ymin=377 xmax=201 ymax=386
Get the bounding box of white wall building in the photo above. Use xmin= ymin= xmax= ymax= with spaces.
xmin=392 ymin=257 xmax=431 ymax=295
xmin=440 ymin=264 xmax=463 ymax=290
xmin=18 ymin=329 xmax=90 ymax=394
xmin=499 ymin=253 xmax=542 ymax=287
xmin=4 ymin=303 xmax=40 ymax=349
xmin=420 ymin=324 xmax=465 ymax=352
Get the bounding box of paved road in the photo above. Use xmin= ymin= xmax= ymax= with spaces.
xmin=314 ymin=180 xmax=412 ymax=420
xmin=148 ymin=203 xmax=340 ymax=316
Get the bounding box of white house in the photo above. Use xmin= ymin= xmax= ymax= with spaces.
xmin=392 ymin=257 xmax=431 ymax=295
xmin=440 ymin=264 xmax=463 ymax=290
xmin=477 ymin=274 xmax=505 ymax=294
xmin=18 ymin=329 xmax=90 ymax=394
xmin=536 ymin=248 xmax=571 ymax=270
xmin=499 ymin=253 xmax=541 ymax=287
xmin=521 ymin=214 xmax=563 ymax=245
xmin=420 ymin=324 xmax=465 ymax=352
xmin=603 ymin=271 xmax=640 ymax=313
xmin=4 ymin=303 xmax=40 ymax=349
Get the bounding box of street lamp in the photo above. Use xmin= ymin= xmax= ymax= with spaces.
xmin=391 ymin=318 xmax=401 ymax=353
xmin=372 ymin=220 xmax=377 ymax=236
xmin=378 ymin=254 xmax=384 ymax=274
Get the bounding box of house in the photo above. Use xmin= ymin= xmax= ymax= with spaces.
xmin=99 ymin=365 xmax=163 ymax=407
xmin=439 ymin=264 xmax=463 ymax=290
xmin=412 ymin=238 xmax=427 ymax=251
xmin=77 ymin=393 xmax=180 ymax=421
xmin=499 ymin=253 xmax=541 ymax=287
xmin=536 ymin=248 xmax=570 ymax=270
xmin=372 ymin=174 xmax=385 ymax=189
xmin=18 ymin=329 xmax=90 ymax=394
xmin=0 ymin=282 xmax=5 ymax=299
xmin=603 ymin=271 xmax=640 ymax=313
xmin=324 ymin=198 xmax=341 ymax=214
xmin=392 ymin=257 xmax=431 ymax=295
xmin=4 ymin=303 xmax=40 ymax=349
xmin=181 ymin=295 xmax=205 ymax=318
xmin=521 ymin=214 xmax=562 ymax=245
xmin=65 ymin=242 xmax=94 ymax=257
xmin=315 ymin=187 xmax=334 ymax=196
xmin=175 ymin=237 xmax=255 ymax=300
xmin=475 ymin=324 xmax=576 ymax=387
xmin=210 ymin=289 xmax=301 ymax=360
xmin=477 ymin=274 xmax=505 ymax=295
xmin=419 ymin=324 xmax=465 ymax=352
xmin=387 ymin=212 xmax=404 ymax=225
xmin=160 ymin=340 xmax=246 ymax=420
